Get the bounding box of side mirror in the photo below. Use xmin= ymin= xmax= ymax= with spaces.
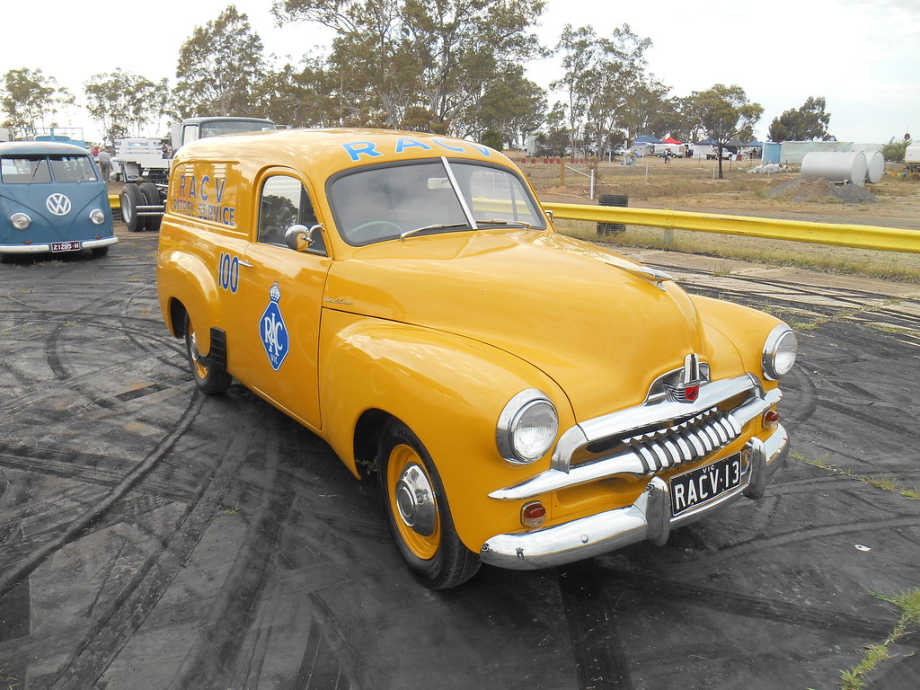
xmin=284 ymin=224 xmax=322 ymax=252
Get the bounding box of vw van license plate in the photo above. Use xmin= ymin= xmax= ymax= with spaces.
xmin=51 ymin=241 xmax=81 ymax=253
xmin=670 ymin=453 xmax=742 ymax=516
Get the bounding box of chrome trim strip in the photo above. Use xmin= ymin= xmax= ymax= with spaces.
xmin=480 ymin=428 xmax=788 ymax=570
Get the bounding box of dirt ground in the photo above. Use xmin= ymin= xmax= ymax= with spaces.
xmin=1 ymin=228 xmax=918 ymax=689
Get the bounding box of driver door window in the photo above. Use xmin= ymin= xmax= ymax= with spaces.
xmin=258 ymin=175 xmax=324 ymax=254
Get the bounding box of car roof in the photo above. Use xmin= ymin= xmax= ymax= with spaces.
xmin=0 ymin=141 xmax=91 ymax=156
xmin=174 ymin=128 xmax=509 ymax=180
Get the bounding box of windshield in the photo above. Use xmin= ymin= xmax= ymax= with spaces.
xmin=199 ymin=120 xmax=277 ymax=138
xmin=329 ymin=158 xmax=546 ymax=245
xmin=1 ymin=154 xmax=98 ymax=184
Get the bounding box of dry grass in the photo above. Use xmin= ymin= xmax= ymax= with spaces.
xmin=518 ymin=155 xmax=920 ymax=282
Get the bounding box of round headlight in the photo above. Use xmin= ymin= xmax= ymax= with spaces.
xmin=10 ymin=212 xmax=32 ymax=230
xmin=762 ymin=324 xmax=797 ymax=380
xmin=497 ymin=389 xmax=559 ymax=464
xmin=89 ymin=208 xmax=106 ymax=225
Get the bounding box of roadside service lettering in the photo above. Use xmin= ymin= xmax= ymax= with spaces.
xmin=217 ymin=252 xmax=240 ymax=294
xmin=260 ymin=282 xmax=289 ymax=371
xmin=172 ymin=173 xmax=236 ymax=226
xmin=341 ymin=137 xmax=492 ymax=162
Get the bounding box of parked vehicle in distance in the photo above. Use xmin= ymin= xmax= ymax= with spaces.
xmin=157 ymin=128 xmax=796 ymax=589
xmin=120 ymin=116 xmax=278 ymax=233
xmin=0 ymin=141 xmax=117 ymax=263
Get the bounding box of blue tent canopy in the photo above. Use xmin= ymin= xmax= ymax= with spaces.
xmin=633 ymin=134 xmax=663 ymax=144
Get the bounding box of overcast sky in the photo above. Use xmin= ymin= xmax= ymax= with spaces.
xmin=2 ymin=0 xmax=917 ymax=144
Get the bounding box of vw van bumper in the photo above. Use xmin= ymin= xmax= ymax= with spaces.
xmin=479 ymin=425 xmax=788 ymax=570
xmin=0 ymin=236 xmax=118 ymax=254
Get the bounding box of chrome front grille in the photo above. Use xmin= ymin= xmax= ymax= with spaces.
xmin=489 ymin=375 xmax=783 ymax=502
xmin=624 ymin=408 xmax=742 ymax=475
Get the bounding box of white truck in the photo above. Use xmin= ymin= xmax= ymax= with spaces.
xmin=119 ymin=116 xmax=277 ymax=232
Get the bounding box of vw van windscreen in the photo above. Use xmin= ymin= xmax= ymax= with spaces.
xmin=0 ymin=141 xmax=117 ymax=261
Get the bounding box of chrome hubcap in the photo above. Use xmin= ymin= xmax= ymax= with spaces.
xmin=395 ymin=462 xmax=437 ymax=537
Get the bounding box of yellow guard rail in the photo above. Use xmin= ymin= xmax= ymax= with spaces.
xmin=543 ymin=202 xmax=920 ymax=255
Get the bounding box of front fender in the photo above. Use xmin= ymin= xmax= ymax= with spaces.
xmin=318 ymin=309 xmax=575 ymax=553
xmin=692 ymin=294 xmax=788 ymax=388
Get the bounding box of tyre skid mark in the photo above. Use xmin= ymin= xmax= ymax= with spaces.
xmin=0 ymin=391 xmax=204 ymax=599
xmin=592 ymin=569 xmax=911 ymax=644
xmin=666 ymin=515 xmax=920 ymax=575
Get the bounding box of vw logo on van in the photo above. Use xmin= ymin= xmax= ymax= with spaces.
xmin=46 ymin=193 xmax=72 ymax=216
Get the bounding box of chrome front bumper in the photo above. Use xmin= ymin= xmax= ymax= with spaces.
xmin=0 ymin=236 xmax=118 ymax=254
xmin=479 ymin=424 xmax=788 ymax=570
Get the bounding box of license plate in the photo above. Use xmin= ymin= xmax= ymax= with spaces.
xmin=51 ymin=241 xmax=81 ymax=252
xmin=670 ymin=453 xmax=742 ymax=516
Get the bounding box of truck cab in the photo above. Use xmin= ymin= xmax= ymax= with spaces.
xmin=120 ymin=117 xmax=278 ymax=233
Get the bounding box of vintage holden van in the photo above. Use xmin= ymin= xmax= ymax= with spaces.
xmin=156 ymin=129 xmax=796 ymax=588
xmin=0 ymin=141 xmax=117 ymax=262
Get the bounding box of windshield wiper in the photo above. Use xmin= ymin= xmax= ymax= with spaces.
xmin=475 ymin=219 xmax=533 ymax=229
xmin=400 ymin=223 xmax=471 ymax=240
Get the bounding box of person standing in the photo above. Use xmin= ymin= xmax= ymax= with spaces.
xmin=98 ymin=148 xmax=112 ymax=180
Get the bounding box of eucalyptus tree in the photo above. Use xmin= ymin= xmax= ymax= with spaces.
xmin=85 ymin=70 xmax=169 ymax=145
xmin=174 ymin=5 xmax=269 ymax=117
xmin=0 ymin=68 xmax=74 ymax=139
xmin=271 ymin=0 xmax=545 ymax=133
xmin=767 ymin=96 xmax=832 ymax=142
xmin=552 ymin=24 xmax=653 ymax=157
xmin=690 ymin=84 xmax=762 ymax=178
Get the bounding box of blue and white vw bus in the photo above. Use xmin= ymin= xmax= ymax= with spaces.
xmin=0 ymin=141 xmax=117 ymax=262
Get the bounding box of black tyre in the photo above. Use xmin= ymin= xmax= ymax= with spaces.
xmin=120 ymin=183 xmax=144 ymax=233
xmin=597 ymin=193 xmax=628 ymax=235
xmin=377 ymin=419 xmax=481 ymax=589
xmin=138 ymin=182 xmax=162 ymax=232
xmin=183 ymin=313 xmax=232 ymax=395
xmin=91 ymin=246 xmax=110 ymax=257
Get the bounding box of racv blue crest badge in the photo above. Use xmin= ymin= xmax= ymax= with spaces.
xmin=260 ymin=282 xmax=289 ymax=371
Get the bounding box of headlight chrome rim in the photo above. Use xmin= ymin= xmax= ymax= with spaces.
xmin=89 ymin=208 xmax=105 ymax=225
xmin=10 ymin=212 xmax=32 ymax=230
xmin=762 ymin=324 xmax=797 ymax=380
xmin=497 ymin=388 xmax=559 ymax=464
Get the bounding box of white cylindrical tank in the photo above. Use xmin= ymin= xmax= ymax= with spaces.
xmin=864 ymin=151 xmax=884 ymax=183
xmin=801 ymin=151 xmax=868 ymax=186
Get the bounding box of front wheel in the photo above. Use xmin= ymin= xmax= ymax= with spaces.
xmin=183 ymin=313 xmax=232 ymax=395
xmin=377 ymin=419 xmax=481 ymax=589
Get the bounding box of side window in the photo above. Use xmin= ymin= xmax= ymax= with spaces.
xmin=258 ymin=175 xmax=324 ymax=254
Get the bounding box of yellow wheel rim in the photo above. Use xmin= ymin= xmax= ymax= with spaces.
xmin=386 ymin=443 xmax=441 ymax=560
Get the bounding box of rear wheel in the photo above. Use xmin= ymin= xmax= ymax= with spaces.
xmin=183 ymin=313 xmax=232 ymax=395
xmin=139 ymin=182 xmax=162 ymax=232
xmin=120 ymin=183 xmax=144 ymax=232
xmin=377 ymin=419 xmax=481 ymax=589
